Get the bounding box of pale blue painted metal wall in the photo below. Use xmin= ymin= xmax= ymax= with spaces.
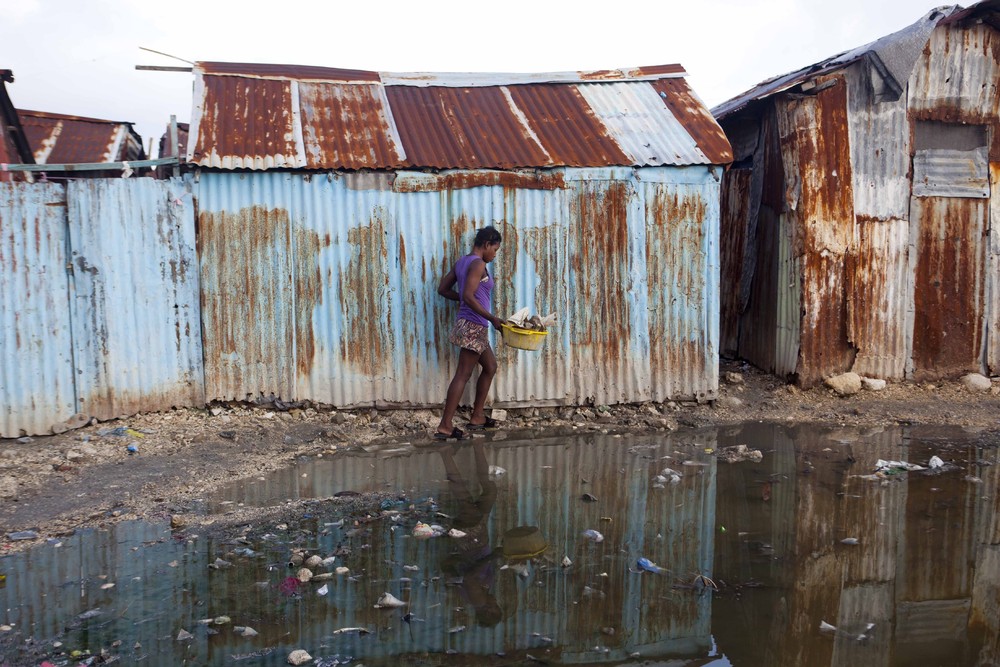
xmin=197 ymin=166 xmax=721 ymax=409
xmin=0 ymin=182 xmax=76 ymax=438
xmin=0 ymin=178 xmax=203 ymax=437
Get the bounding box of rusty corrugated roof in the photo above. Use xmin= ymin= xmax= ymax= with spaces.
xmin=188 ymin=62 xmax=732 ymax=170
xmin=18 ymin=110 xmax=144 ymax=164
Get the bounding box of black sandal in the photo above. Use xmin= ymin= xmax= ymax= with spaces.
xmin=433 ymin=427 xmax=465 ymax=440
xmin=467 ymin=417 xmax=498 ymax=431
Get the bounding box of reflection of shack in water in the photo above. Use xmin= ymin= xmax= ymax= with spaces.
xmin=712 ymin=423 xmax=1000 ymax=666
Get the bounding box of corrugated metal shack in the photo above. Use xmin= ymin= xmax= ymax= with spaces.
xmin=0 ymin=70 xmax=33 ymax=181
xmin=17 ymin=109 xmax=145 ymax=177
xmin=187 ymin=61 xmax=732 ymax=409
xmin=713 ymin=1 xmax=1000 ymax=386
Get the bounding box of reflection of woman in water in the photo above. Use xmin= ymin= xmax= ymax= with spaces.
xmin=439 ymin=441 xmax=501 ymax=627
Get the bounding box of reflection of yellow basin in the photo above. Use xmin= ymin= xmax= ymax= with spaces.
xmin=501 ymin=526 xmax=547 ymax=559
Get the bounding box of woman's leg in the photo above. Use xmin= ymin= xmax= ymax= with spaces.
xmin=438 ymin=348 xmax=481 ymax=435
xmin=469 ymin=346 xmax=497 ymax=425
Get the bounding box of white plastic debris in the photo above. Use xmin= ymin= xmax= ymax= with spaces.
xmin=874 ymin=459 xmax=925 ymax=473
xmin=488 ymin=465 xmax=507 ymax=478
xmin=928 ymin=455 xmax=944 ymax=469
xmin=819 ymin=621 xmax=838 ymax=633
xmin=412 ymin=522 xmax=435 ymax=539
xmin=448 ymin=528 xmax=467 ymax=538
xmin=561 ymin=556 xmax=573 ymax=567
xmin=317 ymin=584 xmax=329 ymax=596
xmin=582 ymin=529 xmax=604 ymax=543
xmin=374 ymin=592 xmax=406 ymax=608
xmin=403 ymin=564 xmax=420 ymax=571
xmin=840 ymin=537 xmax=860 ymax=546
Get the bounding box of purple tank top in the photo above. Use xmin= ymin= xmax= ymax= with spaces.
xmin=455 ymin=254 xmax=493 ymax=327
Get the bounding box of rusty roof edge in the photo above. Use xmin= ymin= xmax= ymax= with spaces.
xmin=380 ymin=67 xmax=687 ymax=87
xmin=712 ymin=5 xmax=962 ymax=120
xmin=0 ymin=73 xmax=34 ymax=164
xmin=18 ymin=109 xmax=138 ymax=127
xmin=194 ymin=61 xmax=688 ymax=86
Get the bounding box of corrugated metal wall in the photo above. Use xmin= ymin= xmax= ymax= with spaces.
xmin=0 ymin=178 xmax=203 ymax=437
xmin=198 ymin=166 xmax=720 ymax=408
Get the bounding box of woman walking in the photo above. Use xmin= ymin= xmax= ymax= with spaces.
xmin=435 ymin=226 xmax=504 ymax=440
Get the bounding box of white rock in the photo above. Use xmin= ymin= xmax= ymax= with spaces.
xmin=287 ymin=649 xmax=313 ymax=665
xmin=304 ymin=555 xmax=322 ymax=569
xmin=296 ymin=568 xmax=313 ymax=582
xmin=447 ymin=528 xmax=467 ymax=538
xmin=861 ymin=377 xmax=887 ymax=391
xmin=962 ymin=373 xmax=992 ymax=392
xmin=210 ymin=407 xmax=224 ymax=417
xmin=825 ymin=372 xmax=862 ymax=396
xmin=0 ymin=476 xmax=17 ymax=499
xmin=335 ymin=566 xmax=350 ymax=575
xmin=928 ymin=455 xmax=944 ymax=469
xmin=491 ymin=408 xmax=508 ymax=422
xmin=236 ymin=626 xmax=258 ymax=637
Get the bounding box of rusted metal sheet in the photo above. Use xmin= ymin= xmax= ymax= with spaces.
xmin=844 ymin=66 xmax=910 ymax=222
xmin=913 ymin=146 xmax=990 ymax=198
xmin=719 ymin=168 xmax=751 ymax=356
xmin=642 ymin=170 xmax=721 ymax=402
xmin=188 ymin=62 xmax=732 ymax=171
xmin=198 ymin=166 xmax=720 ymax=407
xmin=0 ymin=182 xmax=75 ymax=437
xmin=910 ymin=196 xmax=987 ymax=380
xmin=649 ymin=78 xmax=733 ymax=165
xmin=989 ymin=163 xmax=1000 ymax=374
xmin=909 ymin=23 xmax=1000 ymax=130
xmin=18 ymin=110 xmax=143 ymax=165
xmin=847 ymin=219 xmax=910 ymax=379
xmin=67 ymin=178 xmax=203 ymax=419
xmin=775 ymin=78 xmax=856 ymax=386
xmin=298 ymin=81 xmax=405 ymax=170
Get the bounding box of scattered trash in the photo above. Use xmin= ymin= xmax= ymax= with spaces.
xmin=403 ymin=564 xmax=420 ymax=572
xmin=874 ymin=459 xmax=925 ymax=473
xmin=296 ymin=568 xmax=313 ymax=583
xmin=448 ymin=625 xmax=467 ymax=634
xmin=374 ymin=592 xmax=406 ymax=608
xmin=176 ymin=629 xmax=193 ymax=641
xmin=561 ymin=556 xmax=573 ymax=567
xmin=819 ymin=621 xmax=837 ymax=633
xmin=77 ymin=608 xmax=103 ymax=621
xmin=126 ymin=444 xmax=139 ymax=455
xmin=717 ymin=444 xmax=764 ymax=464
xmin=965 ymin=475 xmax=983 ymax=484
xmin=236 ymin=626 xmax=258 ymax=637
xmin=928 ymin=455 xmax=944 ymax=469
xmin=636 ymin=557 xmax=667 ymax=575
xmin=332 ymin=627 xmax=370 ymax=635
xmin=447 ymin=528 xmax=467 ymax=538
xmin=840 ymin=537 xmax=860 ymax=546
xmin=335 ymin=567 xmax=350 ymax=576
xmin=317 ymin=584 xmax=329 ymax=596
xmin=6 ymin=531 xmax=39 ymax=541
xmin=100 ymin=582 xmax=115 ymax=590
xmin=413 ymin=522 xmax=436 ymax=539
xmin=210 ymin=558 xmax=232 ymax=570
xmin=581 ymin=529 xmax=604 ymax=543
xmin=488 ymin=465 xmax=507 ymax=478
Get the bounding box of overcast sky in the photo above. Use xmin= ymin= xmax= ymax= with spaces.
xmin=3 ymin=0 xmax=960 ymax=158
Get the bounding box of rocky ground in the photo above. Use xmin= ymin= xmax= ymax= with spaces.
xmin=2 ymin=360 xmax=1000 ymax=551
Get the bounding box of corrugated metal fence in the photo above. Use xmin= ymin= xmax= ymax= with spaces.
xmin=0 ymin=179 xmax=202 ymax=437
xmin=2 ymin=168 xmax=720 ymax=436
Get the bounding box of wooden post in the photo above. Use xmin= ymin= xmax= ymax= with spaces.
xmin=169 ymin=114 xmax=179 ymax=178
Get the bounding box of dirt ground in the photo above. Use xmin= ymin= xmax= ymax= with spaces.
xmin=2 ymin=360 xmax=999 ymax=551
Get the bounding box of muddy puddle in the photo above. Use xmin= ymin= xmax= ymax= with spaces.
xmin=2 ymin=422 xmax=1000 ymax=666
